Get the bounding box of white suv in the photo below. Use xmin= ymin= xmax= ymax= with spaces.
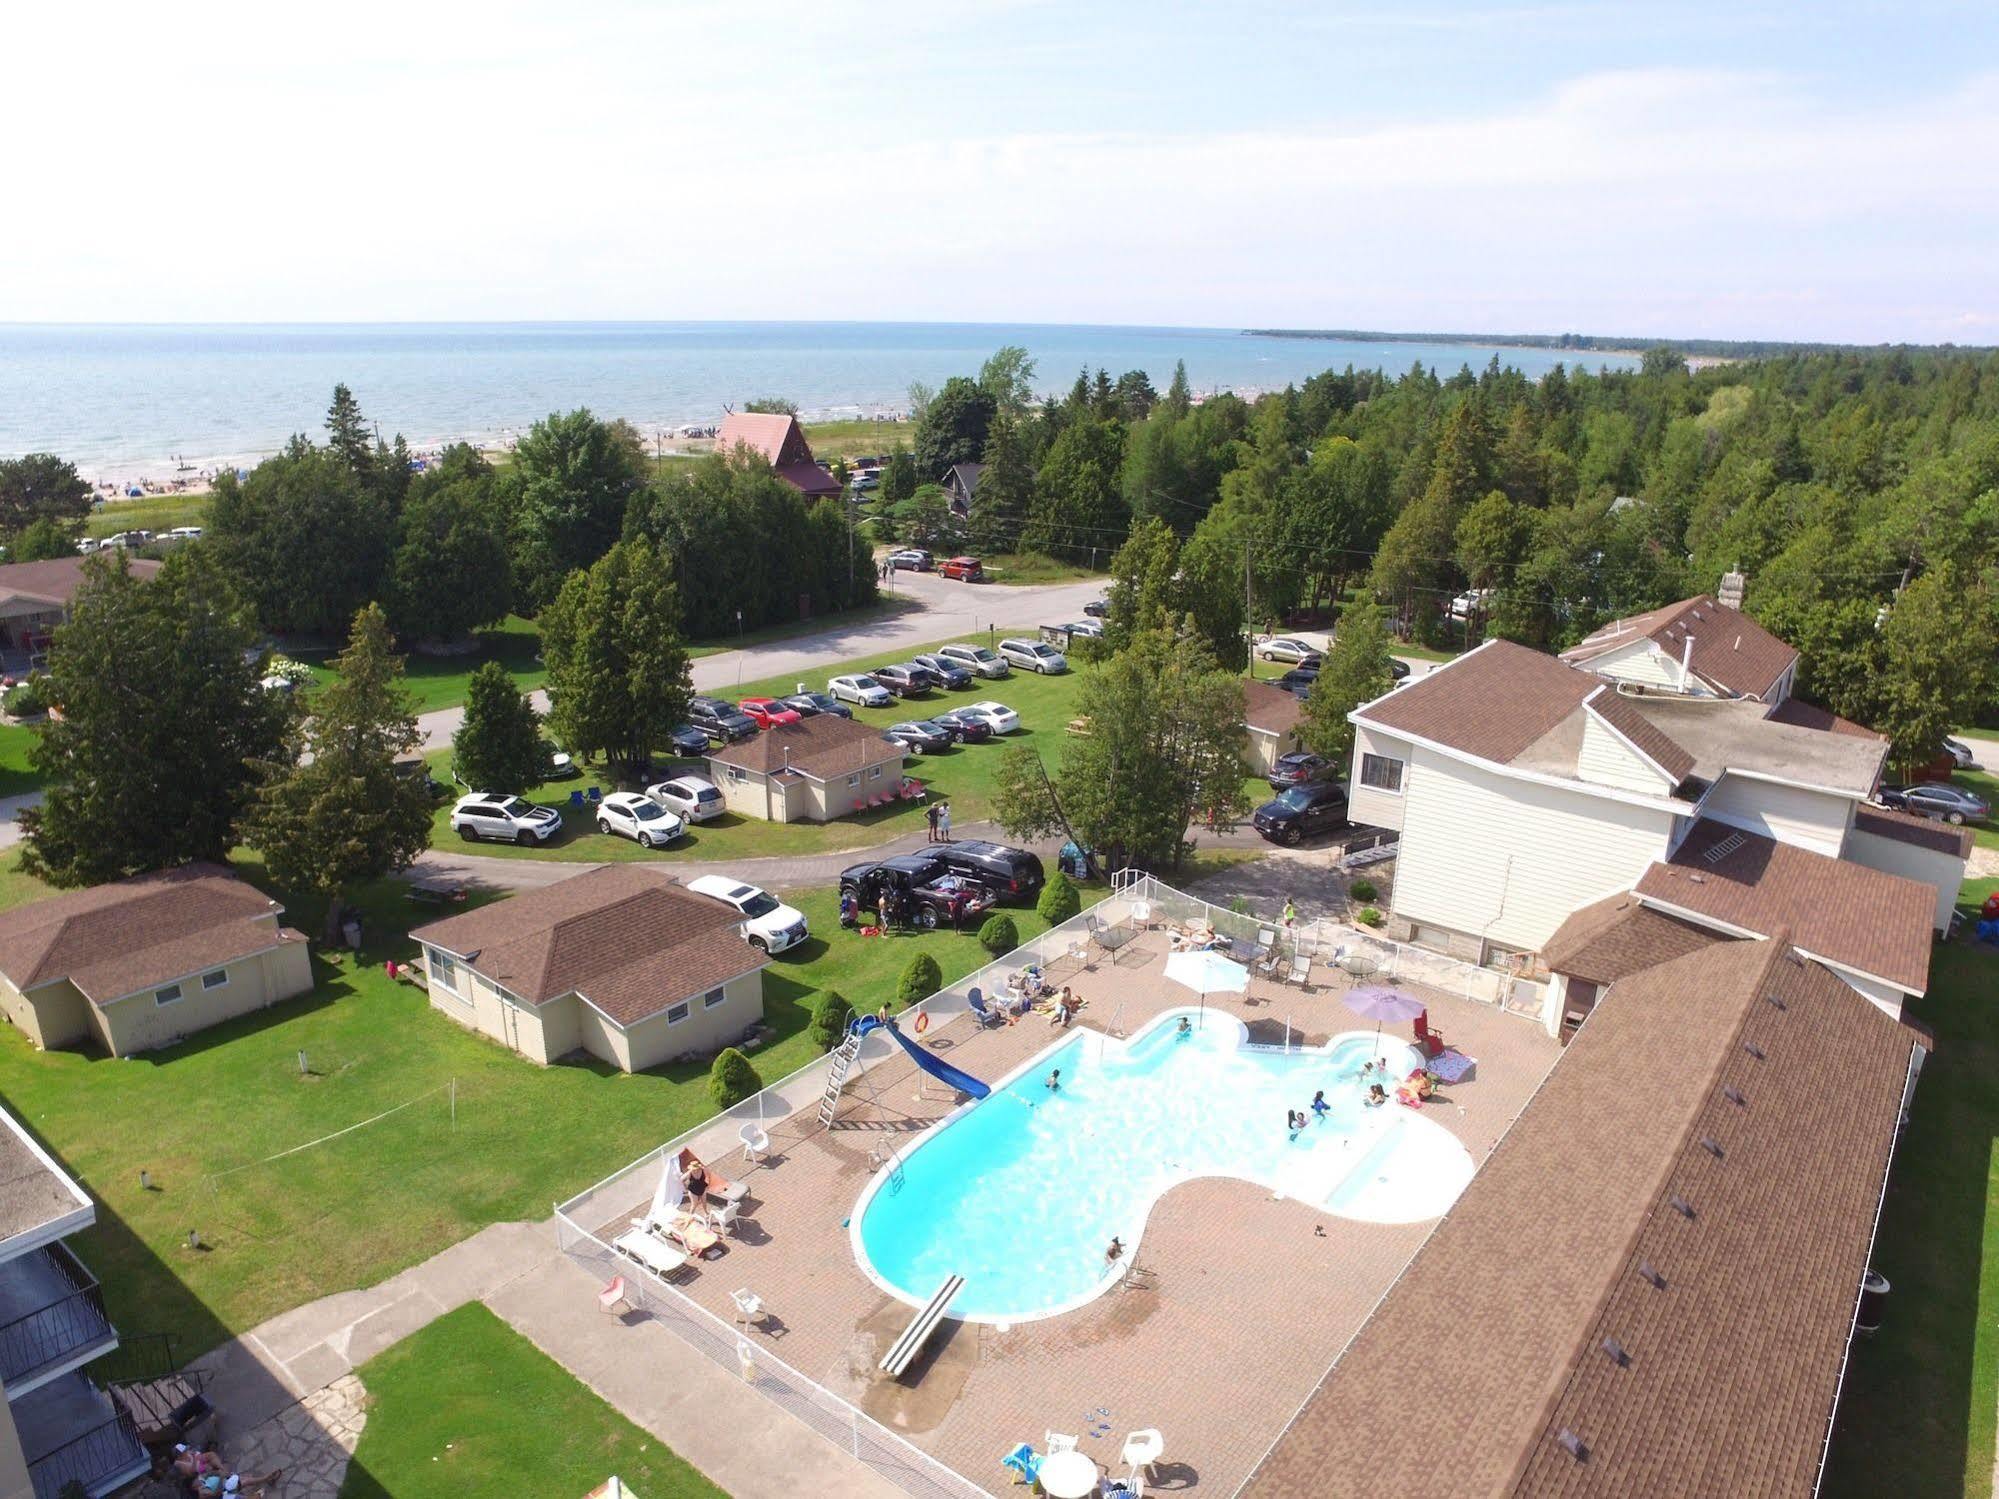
xmin=828 ymin=673 xmax=894 ymax=708
xmin=686 ymin=875 xmax=809 ymax=953
xmin=935 ymin=643 xmax=1011 ymax=679
xmin=596 ymin=791 xmax=686 ymax=848
xmin=451 ymin=793 xmax=563 ymax=846
xmin=648 ymin=775 xmax=724 ymax=822
xmin=998 ymin=638 xmax=1068 ymax=674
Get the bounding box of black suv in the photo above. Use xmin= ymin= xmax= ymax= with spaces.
xmin=1253 ymin=781 xmax=1351 ymax=845
xmin=873 ymin=663 xmax=936 ymax=697
xmin=781 ymin=691 xmax=853 ymax=720
xmin=839 ymin=853 xmax=994 ymax=928
xmin=933 ymin=840 xmax=1045 ymax=903
xmin=686 ymin=696 xmax=758 ymax=742
xmin=910 ymin=653 xmax=974 ymax=690
xmin=1278 ymin=667 xmax=1319 ymax=697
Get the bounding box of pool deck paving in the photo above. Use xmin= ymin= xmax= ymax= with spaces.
xmin=579 ymin=929 xmax=1562 ymax=1495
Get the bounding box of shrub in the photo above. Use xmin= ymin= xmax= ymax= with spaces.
xmin=1037 ymin=870 xmax=1081 ymax=924
xmin=3 ymin=678 xmax=45 ymax=717
xmin=1349 ymin=878 xmax=1378 ymax=903
xmin=708 ymin=1047 xmax=762 ymax=1110
xmin=1228 ymin=895 xmax=1250 ymax=915
xmin=897 ymin=952 xmax=943 ymax=1009
xmin=808 ymin=989 xmax=854 ymax=1053
xmin=1357 ymin=906 xmax=1384 ymax=928
xmin=978 ymin=913 xmax=1019 ymax=956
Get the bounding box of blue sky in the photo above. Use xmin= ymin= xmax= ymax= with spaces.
xmin=7 ymin=1 xmax=1996 ymax=341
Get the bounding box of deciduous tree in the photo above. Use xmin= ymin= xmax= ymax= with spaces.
xmin=1298 ymin=599 xmax=1396 ymax=765
xmin=503 ymin=409 xmax=651 ymax=609
xmin=386 ymin=447 xmax=512 ymax=643
xmin=207 ymin=441 xmax=394 ymax=635
xmin=0 ymin=454 xmax=92 ymax=535
xmin=539 ymin=539 xmax=691 ymax=774
xmin=913 ymin=377 xmax=997 ymax=481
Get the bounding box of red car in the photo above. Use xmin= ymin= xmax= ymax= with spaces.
xmin=738 ymin=697 xmax=803 ymax=730
xmin=940 ymin=556 xmax=984 ymax=582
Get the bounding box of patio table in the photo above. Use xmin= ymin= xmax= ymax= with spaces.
xmin=1094 ymin=923 xmax=1138 ymax=964
xmin=1038 ymin=1449 xmax=1102 ymax=1498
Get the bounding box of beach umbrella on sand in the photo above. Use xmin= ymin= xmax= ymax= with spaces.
xmin=1164 ymin=948 xmax=1248 ymax=1030
xmin=1343 ymin=984 xmax=1427 ymax=1054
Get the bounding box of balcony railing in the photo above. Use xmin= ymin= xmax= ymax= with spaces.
xmin=0 ymin=1244 xmax=115 ymax=1389
xmin=26 ymin=1406 xmax=147 ymax=1499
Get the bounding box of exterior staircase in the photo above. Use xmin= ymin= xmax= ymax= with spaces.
xmin=96 ymin=1333 xmax=210 ymax=1445
xmin=817 ymin=1031 xmax=864 ymax=1127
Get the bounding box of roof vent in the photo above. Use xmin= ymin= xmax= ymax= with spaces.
xmin=1602 ymin=1336 xmax=1631 ymax=1368
xmin=1765 ymin=993 xmax=1788 ymax=1011
xmin=1637 ymin=1260 xmax=1666 ymax=1290
xmin=1702 ymin=832 xmax=1747 ymax=864
xmin=1669 ymin=1194 xmax=1695 ymax=1220
xmin=1723 ymin=1084 xmax=1748 ymax=1107
xmin=1700 ymin=1136 xmax=1725 ymax=1160
xmin=1557 ymin=1430 xmax=1588 ymax=1462
xmin=1743 ymin=1041 xmax=1766 ymax=1060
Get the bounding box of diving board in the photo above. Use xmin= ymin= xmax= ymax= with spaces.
xmin=880 ymin=1272 xmax=965 ymax=1377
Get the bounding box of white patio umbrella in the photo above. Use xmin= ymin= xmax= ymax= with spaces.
xmin=1343 ymin=984 xmax=1427 ymax=1054
xmin=1163 ymin=948 xmax=1249 ymax=1030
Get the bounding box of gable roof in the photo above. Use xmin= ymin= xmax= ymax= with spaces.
xmin=1561 ymin=594 xmax=1799 ymax=700
xmin=942 ymin=462 xmax=984 ymax=495
xmin=1241 ymin=677 xmax=1304 ymax=739
xmin=1243 ymin=937 xmax=1921 ymax=1499
xmin=1850 ymin=803 xmax=1974 ymax=859
xmin=706 ymin=714 xmax=903 ymax=781
xmin=715 ymin=412 xmax=814 ymax=467
xmin=411 ymin=866 xmax=763 ymax=1028
xmin=1584 ymin=686 xmax=1695 ymax=784
xmin=1539 ymin=892 xmax=1723 ymax=987
xmin=1635 ymin=819 xmax=1934 ymax=993
xmin=1353 ymin=640 xmax=1598 ymax=766
xmin=1765 ymin=697 xmax=1885 ymax=741
xmin=0 ymin=863 xmax=296 ymax=1004
xmin=0 ymin=555 xmax=163 ymax=610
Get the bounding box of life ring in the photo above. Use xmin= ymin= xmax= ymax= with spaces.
xmin=914 ymin=1011 xmax=930 ymax=1034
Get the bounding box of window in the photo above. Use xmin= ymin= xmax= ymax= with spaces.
xmin=1360 ymin=753 xmax=1404 ymax=793
xmin=869 ymin=765 xmax=883 ymax=780
xmin=665 ymin=1001 xmax=691 ymax=1025
xmin=848 ymin=775 xmax=860 ymax=788
xmin=430 ymin=951 xmax=459 ymax=988
xmin=726 ymin=766 xmax=747 ymax=784
xmin=702 ymin=986 xmax=727 ymax=1010
xmin=201 ymin=969 xmax=228 ymax=991
xmin=155 ymin=984 xmax=183 ymax=1006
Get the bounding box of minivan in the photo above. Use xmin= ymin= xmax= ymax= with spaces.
xmin=935 ymin=643 xmax=1011 ymax=679
xmin=998 ymin=637 xmax=1068 ymax=674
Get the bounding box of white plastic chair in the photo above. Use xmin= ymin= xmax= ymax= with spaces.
xmin=730 ymin=1288 xmax=765 ymax=1329
xmin=739 ymin=1122 xmax=770 ymax=1164
xmin=708 ymin=1199 xmax=742 ymax=1236
xmin=1046 ymin=1431 xmax=1079 ymax=1453
xmin=1122 ymin=1429 xmax=1163 ymax=1481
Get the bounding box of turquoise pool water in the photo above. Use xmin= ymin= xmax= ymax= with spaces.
xmin=851 ymin=1010 xmax=1476 ymax=1324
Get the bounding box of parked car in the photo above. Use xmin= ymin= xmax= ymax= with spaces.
xmin=393 ymin=757 xmax=449 ymax=801
xmin=998 ymin=637 xmax=1068 ymax=674
xmin=1944 ymin=736 xmax=1979 ymax=769
xmin=541 ymin=741 xmax=578 ymax=779
xmin=827 ymin=673 xmax=892 ymax=707
xmin=958 ymin=700 xmax=1021 ymax=734
xmin=1082 ymin=598 xmax=1108 ymax=618
xmin=883 ymin=720 xmax=953 ymax=755
xmin=780 ymin=691 xmax=852 ymax=719
xmin=451 ymin=793 xmax=563 ymax=845
xmin=935 ymin=643 xmax=1010 ymax=679
xmin=666 ymin=724 xmax=714 ymax=757
xmin=1267 ymin=750 xmax=1339 ymax=790
xmin=933 ymin=840 xmax=1045 ymax=903
xmin=887 ymin=548 xmax=933 ymax=572
xmin=1252 ymin=781 xmax=1351 ymax=845
xmin=940 ymin=556 xmax=985 ymax=582
xmin=910 ymin=653 xmax=974 ymax=690
xmin=738 ymin=696 xmax=803 ymax=729
xmin=848 ymin=471 xmax=879 ymax=492
xmin=873 ymin=663 xmax=936 ymax=697
xmin=168 ymin=526 xmax=203 ymax=542
xmin=838 ymin=854 xmax=994 ymax=929
xmin=1256 ymin=636 xmax=1323 ymax=665
xmin=686 ymin=874 xmax=809 ymax=953
xmin=1061 ymin=619 xmax=1104 ymax=639
xmin=1278 ymin=667 xmax=1319 ymax=697
xmin=596 ymin=791 xmax=686 ymax=848
xmin=1389 ymin=658 xmax=1412 ymax=681
xmin=1448 ymin=588 xmax=1494 ymax=620
xmin=648 ymin=775 xmax=724 ymax=822
xmin=1881 ymin=782 xmax=1990 ymax=824
xmin=686 ymin=696 xmax=758 ymax=742
xmin=931 ymin=707 xmax=995 ymax=742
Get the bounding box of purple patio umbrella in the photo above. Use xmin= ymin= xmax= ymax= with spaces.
xmin=1342 ymin=984 xmax=1427 ymax=1054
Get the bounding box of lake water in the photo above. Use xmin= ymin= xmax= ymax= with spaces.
xmin=0 ymin=322 xmax=1639 ymax=483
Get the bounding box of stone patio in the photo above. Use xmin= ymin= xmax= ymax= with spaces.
xmin=228 ymin=1375 xmax=368 ymax=1499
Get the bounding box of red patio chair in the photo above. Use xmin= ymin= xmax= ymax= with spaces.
xmin=1413 ymin=1009 xmax=1445 ymax=1059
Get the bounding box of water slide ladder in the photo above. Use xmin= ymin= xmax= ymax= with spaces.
xmin=817 ymin=1030 xmax=865 ymax=1126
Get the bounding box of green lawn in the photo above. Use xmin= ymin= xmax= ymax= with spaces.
xmin=0 ymin=851 xmax=54 ymax=913
xmin=979 ymin=553 xmax=1107 ymax=587
xmin=341 ymin=1303 xmax=725 ymax=1499
xmin=1822 ymin=876 xmax=1999 ymax=1497
xmin=430 ymin=631 xmax=1089 ymax=862
xmin=84 ymin=494 xmax=211 ymax=539
xmin=800 ymin=418 xmax=917 ymax=460
xmin=0 ymin=722 xmax=42 ymax=799
xmin=297 ymin=616 xmax=548 ymax=715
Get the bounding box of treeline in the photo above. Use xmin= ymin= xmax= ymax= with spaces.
xmin=1241 ymin=330 xmax=1996 ymax=359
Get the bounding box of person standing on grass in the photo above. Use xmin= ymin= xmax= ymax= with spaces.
xmin=877 ymin=890 xmax=893 ymax=934
xmin=925 ymin=801 xmax=940 ymax=844
xmin=939 ymin=802 xmax=952 ymax=842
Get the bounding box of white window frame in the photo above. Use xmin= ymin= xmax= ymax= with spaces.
xmin=702 ymin=986 xmax=727 ymax=1010
xmin=1360 ymin=753 xmax=1405 ymax=794
xmin=200 ymin=969 xmax=228 ymax=991
xmin=848 ymin=775 xmax=860 ymax=788
xmin=665 ymin=1000 xmax=691 ymax=1025
xmin=155 ymin=984 xmax=183 ymax=1007
xmin=869 ymin=765 xmax=883 ymax=781
xmin=726 ymin=766 xmax=748 ymax=784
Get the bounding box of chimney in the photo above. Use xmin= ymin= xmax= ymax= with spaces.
xmin=1717 ymin=569 xmax=1747 ymax=610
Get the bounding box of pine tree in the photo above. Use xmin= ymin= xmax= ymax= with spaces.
xmin=969 ymin=410 xmax=1033 ymax=553
xmin=452 ymin=661 xmax=544 ymax=794
xmin=1165 ymin=359 xmax=1192 ymax=418
xmin=324 ymin=384 xmax=375 ymax=478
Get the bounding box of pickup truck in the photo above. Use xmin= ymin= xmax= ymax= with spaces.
xmin=838 ymin=854 xmax=995 ymax=929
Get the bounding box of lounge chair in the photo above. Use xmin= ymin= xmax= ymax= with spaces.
xmin=1286 ymin=953 xmax=1311 ymax=988
xmin=968 ymin=988 xmax=1003 ymax=1028
xmin=613 ymin=1227 xmax=690 ymax=1281
xmin=666 ymin=1212 xmax=722 ymax=1258
xmin=1001 ymin=1444 xmax=1042 ymax=1487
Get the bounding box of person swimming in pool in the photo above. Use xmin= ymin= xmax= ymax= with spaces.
xmin=1105 ymin=1235 xmax=1124 ymax=1268
xmin=1310 ymin=1090 xmax=1329 ymax=1119
xmin=1176 ymin=1016 xmax=1192 ymax=1037
xmin=1045 ymin=1069 xmax=1061 ymax=1092
xmin=1286 ymin=1108 xmax=1307 ymax=1136
xmin=1365 ymin=1083 xmax=1388 ymax=1107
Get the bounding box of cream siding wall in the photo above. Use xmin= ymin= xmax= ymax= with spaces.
xmin=1347 ymin=726 xmax=1411 ymax=832
xmin=709 ymin=756 xmax=902 ymax=823
xmin=1699 ymin=774 xmax=1853 ymax=857
xmin=709 ymin=766 xmax=794 ymax=823
xmin=622 ymin=969 xmax=765 ymax=1072
xmin=574 ymin=1004 xmax=626 ymax=1069
xmin=1245 ymin=728 xmax=1284 ymax=776
xmin=1843 ymin=828 xmax=1965 ymax=935
xmin=537 ymin=990 xmax=583 ymax=1061
xmin=95 ymin=940 xmax=313 ymax=1056
xmin=1576 ymin=713 xmax=1674 ymax=795
xmin=1584 ymin=640 xmax=1702 ymax=694
xmin=0 ymin=975 xmax=89 ymax=1052
xmin=1392 ymin=747 xmax=1678 ymax=955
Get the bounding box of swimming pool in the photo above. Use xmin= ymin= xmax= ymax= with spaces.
xmin=851 ymin=1008 xmax=1476 ymax=1324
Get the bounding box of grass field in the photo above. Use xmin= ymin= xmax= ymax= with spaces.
xmin=0 ymin=723 xmax=42 ymax=799
xmin=300 ymin=615 xmax=548 ymax=714
xmin=1821 ymin=876 xmax=1999 ymax=1497
xmin=979 ymin=553 xmax=1106 ymax=587
xmin=84 ymin=493 xmax=211 ymax=539
xmin=427 ymin=630 xmax=1089 ymax=863
xmin=800 ymin=418 xmax=917 ymax=460
xmin=340 ymin=1303 xmax=724 ymax=1499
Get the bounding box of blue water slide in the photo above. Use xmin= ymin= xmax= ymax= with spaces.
xmin=851 ymin=1016 xmax=991 ymax=1099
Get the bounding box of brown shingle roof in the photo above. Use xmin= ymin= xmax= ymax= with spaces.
xmin=1585 ymin=686 xmax=1695 ymax=783
xmin=1851 ymin=803 xmax=1974 ymax=859
xmin=1561 ymin=594 xmax=1799 ymax=700
xmin=706 ymin=715 xmax=903 ymax=781
xmin=1634 ymin=819 xmax=1933 ymax=992
xmin=1539 ymin=893 xmax=1724 ymax=985
xmin=1352 ymin=640 xmax=1597 ymax=765
xmin=410 ymin=866 xmax=764 ymax=1027
xmin=1243 ymin=937 xmax=1920 ymax=1499
xmin=1765 ymin=697 xmax=1885 ymax=741
xmin=0 ymin=863 xmax=293 ymax=1003
xmin=715 ymin=412 xmax=815 ymax=467
xmin=1242 ymin=678 xmax=1304 ymax=739
xmin=0 ymin=555 xmax=162 ymax=609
